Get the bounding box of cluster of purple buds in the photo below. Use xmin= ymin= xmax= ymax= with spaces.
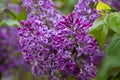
xmin=19 ymin=0 xmax=104 ymax=80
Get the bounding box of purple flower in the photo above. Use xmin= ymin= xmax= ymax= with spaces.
xmin=56 ymin=12 xmax=103 ymax=80
xmin=19 ymin=0 xmax=105 ymax=80
xmin=74 ymin=0 xmax=99 ymax=21
xmin=23 ymin=0 xmax=62 ymax=28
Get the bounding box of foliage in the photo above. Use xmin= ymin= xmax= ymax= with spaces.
xmin=91 ymin=34 xmax=120 ymax=80
xmin=89 ymin=12 xmax=120 ymax=51
xmin=15 ymin=7 xmax=27 ymax=22
xmin=89 ymin=16 xmax=109 ymax=51
xmin=89 ymin=12 xmax=120 ymax=80
xmin=0 ymin=19 xmax=19 ymax=27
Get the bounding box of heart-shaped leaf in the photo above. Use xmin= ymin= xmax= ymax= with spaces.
xmin=89 ymin=16 xmax=109 ymax=51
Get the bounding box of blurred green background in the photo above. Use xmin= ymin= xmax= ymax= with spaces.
xmin=53 ymin=0 xmax=78 ymax=15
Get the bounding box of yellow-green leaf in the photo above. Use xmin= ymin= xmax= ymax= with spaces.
xmin=96 ymin=0 xmax=111 ymax=15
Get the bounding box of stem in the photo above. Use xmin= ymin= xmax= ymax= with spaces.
xmin=7 ymin=8 xmax=16 ymax=18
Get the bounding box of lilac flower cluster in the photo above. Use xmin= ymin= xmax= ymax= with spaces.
xmin=19 ymin=0 xmax=104 ymax=80
xmin=56 ymin=12 xmax=103 ymax=79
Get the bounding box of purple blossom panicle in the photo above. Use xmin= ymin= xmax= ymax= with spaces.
xmin=56 ymin=12 xmax=103 ymax=80
xmin=18 ymin=18 xmax=60 ymax=79
xmin=19 ymin=0 xmax=104 ymax=80
xmin=19 ymin=12 xmax=103 ymax=80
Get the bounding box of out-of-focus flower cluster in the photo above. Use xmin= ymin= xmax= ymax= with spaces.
xmin=0 ymin=26 xmax=22 ymax=75
xmin=19 ymin=0 xmax=104 ymax=80
xmin=0 ymin=0 xmax=30 ymax=78
xmin=111 ymin=0 xmax=120 ymax=11
xmin=8 ymin=0 xmax=22 ymax=14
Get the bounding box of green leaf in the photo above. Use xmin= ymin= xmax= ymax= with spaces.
xmin=0 ymin=0 xmax=7 ymax=13
xmin=89 ymin=16 xmax=109 ymax=51
xmin=96 ymin=0 xmax=111 ymax=16
xmin=92 ymin=34 xmax=120 ymax=80
xmin=0 ymin=19 xmax=19 ymax=27
xmin=108 ymin=12 xmax=120 ymax=34
xmin=16 ymin=7 xmax=27 ymax=22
